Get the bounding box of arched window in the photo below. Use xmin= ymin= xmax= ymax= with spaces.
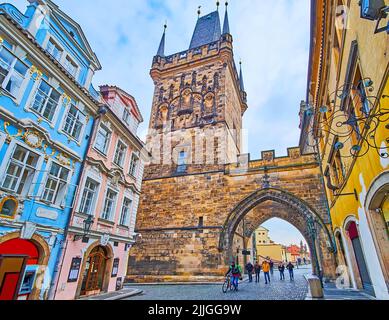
xmin=0 ymin=197 xmax=18 ymax=219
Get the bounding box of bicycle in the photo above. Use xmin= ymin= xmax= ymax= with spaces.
xmin=222 ymin=274 xmax=235 ymax=293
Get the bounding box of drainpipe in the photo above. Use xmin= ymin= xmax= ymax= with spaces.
xmin=48 ymin=104 xmax=107 ymax=300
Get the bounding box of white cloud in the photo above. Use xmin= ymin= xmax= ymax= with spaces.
xmin=11 ymin=0 xmax=310 ymax=157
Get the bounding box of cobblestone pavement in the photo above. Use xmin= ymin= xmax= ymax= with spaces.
xmin=124 ymin=266 xmax=311 ymax=301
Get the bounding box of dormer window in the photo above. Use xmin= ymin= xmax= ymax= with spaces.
xmin=47 ymin=39 xmax=63 ymax=62
xmin=64 ymin=56 xmax=78 ymax=78
xmin=123 ymin=108 xmax=131 ymax=126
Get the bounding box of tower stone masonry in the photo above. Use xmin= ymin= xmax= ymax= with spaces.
xmin=127 ymin=7 xmax=337 ymax=283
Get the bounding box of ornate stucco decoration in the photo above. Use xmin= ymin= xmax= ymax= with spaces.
xmin=23 ymin=129 xmax=43 ymax=149
xmin=62 ymin=93 xmax=72 ymax=107
xmin=29 ymin=65 xmax=43 ymax=82
xmin=56 ymin=153 xmax=71 ymax=167
xmin=3 ymin=121 xmax=23 ymax=143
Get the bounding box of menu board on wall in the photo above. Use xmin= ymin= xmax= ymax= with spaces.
xmin=67 ymin=257 xmax=82 ymax=283
xmin=111 ymin=258 xmax=119 ymax=277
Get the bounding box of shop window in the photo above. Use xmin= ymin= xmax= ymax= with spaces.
xmin=19 ymin=266 xmax=38 ymax=296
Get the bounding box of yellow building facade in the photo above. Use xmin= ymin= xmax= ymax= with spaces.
xmin=301 ymin=0 xmax=389 ymax=299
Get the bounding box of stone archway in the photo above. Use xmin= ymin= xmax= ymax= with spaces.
xmin=0 ymin=231 xmax=51 ymax=300
xmin=219 ymin=188 xmax=337 ymax=279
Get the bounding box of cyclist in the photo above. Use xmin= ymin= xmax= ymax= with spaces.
xmin=225 ymin=261 xmax=242 ymax=291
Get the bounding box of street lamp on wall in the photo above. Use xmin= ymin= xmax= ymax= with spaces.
xmin=359 ymin=0 xmax=389 ymax=33
xmin=303 ymin=78 xmax=389 ymax=160
xmin=74 ymin=215 xmax=94 ymax=242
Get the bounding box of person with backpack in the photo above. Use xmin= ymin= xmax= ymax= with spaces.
xmin=225 ymin=261 xmax=242 ymax=291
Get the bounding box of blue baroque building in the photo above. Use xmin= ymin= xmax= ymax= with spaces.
xmin=0 ymin=0 xmax=102 ymax=300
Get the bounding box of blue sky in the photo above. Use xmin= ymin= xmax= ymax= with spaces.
xmin=11 ymin=0 xmax=310 ymax=246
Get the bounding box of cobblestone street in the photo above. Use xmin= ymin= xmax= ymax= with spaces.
xmin=125 ymin=266 xmax=311 ymax=301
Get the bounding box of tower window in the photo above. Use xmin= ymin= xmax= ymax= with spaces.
xmin=177 ymin=151 xmax=187 ymax=173
xmin=199 ymin=217 xmax=204 ymax=227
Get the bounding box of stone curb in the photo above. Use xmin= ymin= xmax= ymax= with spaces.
xmin=104 ymin=289 xmax=143 ymax=300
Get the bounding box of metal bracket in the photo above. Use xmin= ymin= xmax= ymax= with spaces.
xmin=374 ymin=6 xmax=389 ymax=34
xmin=334 ymin=188 xmax=359 ymax=201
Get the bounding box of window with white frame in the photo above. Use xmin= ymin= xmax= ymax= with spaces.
xmin=119 ymin=197 xmax=132 ymax=226
xmin=42 ymin=162 xmax=70 ymax=206
xmin=30 ymin=80 xmax=61 ymax=122
xmin=46 ymin=39 xmax=63 ymax=62
xmin=94 ymin=125 xmax=110 ymax=155
xmin=0 ymin=47 xmax=29 ymax=97
xmin=62 ymin=103 xmax=86 ymax=141
xmin=123 ymin=108 xmax=131 ymax=125
xmin=129 ymin=153 xmax=139 ymax=177
xmin=113 ymin=141 xmax=127 ymax=167
xmin=2 ymin=145 xmax=40 ymax=196
xmin=101 ymin=189 xmax=117 ymax=221
xmin=79 ymin=178 xmax=99 ymax=215
xmin=64 ymin=56 xmax=77 ymax=78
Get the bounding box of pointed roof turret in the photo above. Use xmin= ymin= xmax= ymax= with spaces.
xmin=222 ymin=1 xmax=230 ymax=35
xmin=189 ymin=10 xmax=221 ymax=49
xmin=156 ymin=23 xmax=167 ymax=57
xmin=239 ymin=61 xmax=245 ymax=92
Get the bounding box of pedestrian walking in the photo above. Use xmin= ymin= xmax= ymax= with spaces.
xmin=262 ymin=260 xmax=271 ymax=284
xmin=254 ymin=262 xmax=261 ymax=283
xmin=245 ymin=261 xmax=254 ymax=283
xmin=286 ymin=262 xmax=295 ymax=281
xmin=278 ymin=263 xmax=285 ymax=280
xmin=269 ymin=260 xmax=274 ymax=276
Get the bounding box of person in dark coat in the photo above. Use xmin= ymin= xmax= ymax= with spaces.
xmin=245 ymin=261 xmax=254 ymax=283
xmin=254 ymin=262 xmax=261 ymax=283
xmin=286 ymin=262 xmax=295 ymax=281
xmin=278 ymin=263 xmax=285 ymax=280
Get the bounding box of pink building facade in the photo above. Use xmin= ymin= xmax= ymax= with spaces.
xmin=52 ymin=86 xmax=145 ymax=300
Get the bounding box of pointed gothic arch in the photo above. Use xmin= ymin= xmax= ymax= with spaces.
xmin=218 ymin=188 xmax=336 ymax=277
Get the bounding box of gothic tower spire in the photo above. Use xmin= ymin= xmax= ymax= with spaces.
xmin=239 ymin=61 xmax=245 ymax=92
xmin=156 ymin=23 xmax=167 ymax=57
xmin=222 ymin=1 xmax=230 ymax=35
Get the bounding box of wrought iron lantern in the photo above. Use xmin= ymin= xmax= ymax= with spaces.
xmin=74 ymin=215 xmax=94 ymax=241
xmin=303 ymin=77 xmax=389 ymax=159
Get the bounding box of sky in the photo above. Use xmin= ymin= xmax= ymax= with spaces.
xmin=11 ymin=0 xmax=311 ymax=246
xmin=262 ymin=218 xmax=308 ymax=247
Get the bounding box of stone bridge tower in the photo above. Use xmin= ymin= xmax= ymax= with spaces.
xmin=127 ymin=5 xmax=337 ymax=283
